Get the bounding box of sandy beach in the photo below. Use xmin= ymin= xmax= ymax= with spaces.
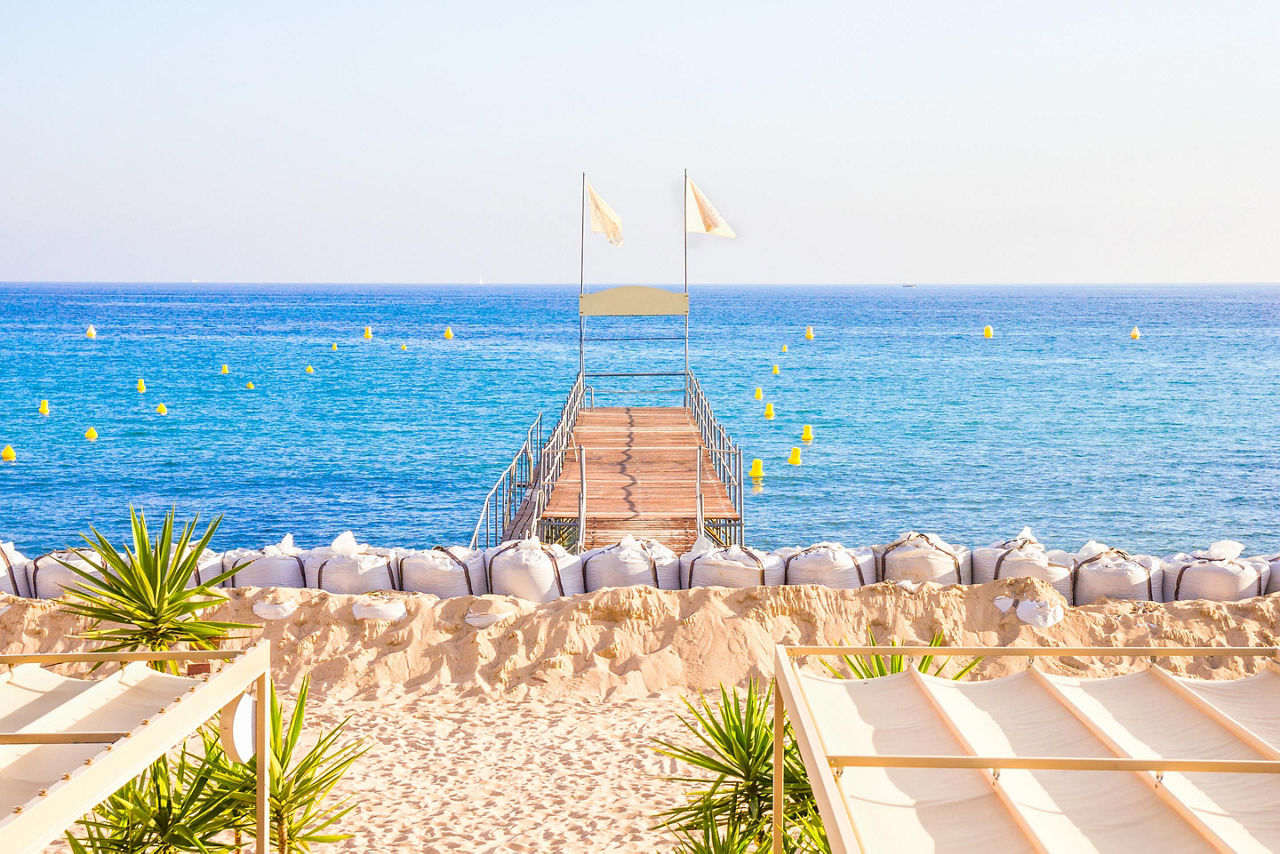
xmin=6 ymin=578 xmax=1279 ymax=852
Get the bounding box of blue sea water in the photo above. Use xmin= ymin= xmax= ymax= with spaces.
xmin=0 ymin=284 xmax=1276 ymax=556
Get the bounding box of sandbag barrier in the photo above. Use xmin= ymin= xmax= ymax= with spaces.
xmin=2 ymin=531 xmax=1279 ymax=606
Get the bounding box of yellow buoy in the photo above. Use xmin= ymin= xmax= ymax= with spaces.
xmin=804 ymin=326 xmax=814 ymax=340
xmin=136 ymin=379 xmax=147 ymax=393
xmin=363 ymin=326 xmax=373 ymax=340
xmin=801 ymin=424 xmax=813 ymax=442
xmin=1130 ymin=326 xmax=1141 ymax=340
xmin=764 ymin=402 xmax=775 ymax=420
xmin=84 ymin=427 xmax=98 ymax=442
xmin=444 ymin=325 xmax=454 ymax=340
xmin=748 ymin=458 xmax=764 ymax=479
xmin=220 ymin=364 xmax=229 ymax=374
xmin=983 ymin=325 xmax=993 ymax=339
xmin=37 ymin=399 xmax=49 ymax=416
xmin=85 ymin=325 xmax=97 ymax=339
xmin=155 ymin=403 xmax=168 ymax=415
xmin=400 ymin=344 xmax=407 ymax=351
xmin=305 ymin=365 xmax=314 ymax=374
xmin=787 ymin=447 xmax=802 ymax=465
xmin=753 ymin=387 xmax=763 ymax=401
xmin=245 ymin=382 xmax=255 ymax=390
xmin=331 ymin=343 xmax=338 ymax=351
xmin=781 ymin=344 xmax=788 ymax=353
xmin=1 ymin=445 xmax=15 ymax=462
xmin=771 ymin=365 xmax=780 ymax=375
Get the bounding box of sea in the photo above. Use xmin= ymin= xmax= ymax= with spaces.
xmin=0 ymin=284 xmax=1276 ymax=557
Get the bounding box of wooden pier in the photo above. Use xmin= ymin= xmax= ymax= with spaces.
xmin=470 ymin=285 xmax=744 ymax=554
xmin=539 ymin=407 xmax=738 ymax=552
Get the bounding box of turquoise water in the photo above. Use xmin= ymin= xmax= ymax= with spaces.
xmin=0 ymin=284 xmax=1276 ymax=555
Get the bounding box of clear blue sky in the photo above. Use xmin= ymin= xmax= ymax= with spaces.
xmin=2 ymin=2 xmax=1277 ymax=285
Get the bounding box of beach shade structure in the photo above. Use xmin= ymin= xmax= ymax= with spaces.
xmin=485 ymin=538 xmax=583 ymax=603
xmin=29 ymin=551 xmax=106 ymax=600
xmin=972 ymin=527 xmax=1073 ymax=601
xmin=302 ymin=532 xmax=397 ymax=594
xmin=580 ymin=535 xmax=680 ymax=592
xmin=0 ymin=542 xmax=31 ymax=598
xmin=874 ymin=532 xmax=972 ymax=586
xmin=1162 ymin=541 xmax=1269 ymax=603
xmin=772 ymin=644 xmax=1280 ymax=854
xmin=775 ymin=542 xmax=874 ymax=589
xmin=680 ymin=540 xmax=783 ymax=589
xmin=219 ymin=535 xmax=307 ymax=588
xmin=1067 ymin=542 xmax=1164 ymax=605
xmin=398 ymin=546 xmax=488 ymax=597
xmin=0 ymin=643 xmax=272 ymax=854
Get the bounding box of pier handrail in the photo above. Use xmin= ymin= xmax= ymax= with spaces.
xmin=472 ymin=368 xmax=743 ymax=550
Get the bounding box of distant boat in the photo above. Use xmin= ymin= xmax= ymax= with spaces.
xmin=903 ymin=283 xmax=917 ymax=288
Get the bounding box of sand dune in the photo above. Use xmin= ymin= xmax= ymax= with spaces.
xmin=8 ymin=578 xmax=1280 ymax=851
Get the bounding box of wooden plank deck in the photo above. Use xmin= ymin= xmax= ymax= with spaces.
xmin=541 ymin=406 xmax=738 ymax=551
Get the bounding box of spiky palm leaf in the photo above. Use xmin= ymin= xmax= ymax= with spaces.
xmin=56 ymin=507 xmax=248 ymax=671
xmin=66 ymin=739 xmax=251 ymax=853
xmin=819 ymin=630 xmax=984 ymax=681
xmin=212 ymin=676 xmax=367 ymax=853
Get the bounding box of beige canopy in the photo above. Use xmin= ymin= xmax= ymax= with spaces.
xmin=0 ymin=643 xmax=272 ymax=854
xmin=773 ymin=645 xmax=1280 ymax=853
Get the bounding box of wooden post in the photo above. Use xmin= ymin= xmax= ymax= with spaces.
xmin=772 ymin=682 xmax=784 ymax=853
xmin=255 ymin=672 xmax=271 ymax=853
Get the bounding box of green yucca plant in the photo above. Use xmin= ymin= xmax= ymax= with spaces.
xmin=67 ymin=739 xmax=251 ymax=854
xmin=656 ymin=633 xmax=982 ymax=852
xmin=57 ymin=507 xmax=248 ymax=671
xmin=213 ymin=676 xmax=367 ymax=853
xmin=819 ymin=630 xmax=984 ymax=681
xmin=654 ymin=681 xmax=820 ymax=852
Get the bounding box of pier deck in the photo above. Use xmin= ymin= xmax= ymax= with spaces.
xmin=541 ymin=407 xmax=738 ymax=551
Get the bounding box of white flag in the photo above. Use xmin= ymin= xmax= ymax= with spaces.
xmin=586 ymin=181 xmax=624 ymax=246
xmin=685 ymin=177 xmax=736 ymax=238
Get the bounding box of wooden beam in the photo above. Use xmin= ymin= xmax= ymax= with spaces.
xmin=0 ymin=732 xmax=127 ymax=744
xmin=825 ymin=754 xmax=1280 ymax=774
xmin=1147 ymin=666 xmax=1280 ymax=759
xmin=784 ymin=646 xmax=1279 ymax=659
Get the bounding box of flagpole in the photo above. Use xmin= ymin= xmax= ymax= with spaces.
xmin=683 ymin=168 xmax=688 ymax=295
xmin=579 ymin=172 xmax=586 ymax=378
xmin=683 ymin=168 xmax=689 ymax=377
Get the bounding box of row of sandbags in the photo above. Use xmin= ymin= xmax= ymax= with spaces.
xmin=5 ymin=529 xmax=1279 ymax=607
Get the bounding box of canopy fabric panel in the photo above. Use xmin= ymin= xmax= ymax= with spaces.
xmin=0 ymin=643 xmax=271 ymax=854
xmin=778 ymin=648 xmax=1280 ymax=854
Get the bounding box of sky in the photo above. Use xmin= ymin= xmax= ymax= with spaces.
xmin=1 ymin=2 xmax=1278 ymax=286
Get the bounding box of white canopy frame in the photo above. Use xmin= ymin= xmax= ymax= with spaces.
xmin=0 ymin=642 xmax=272 ymax=854
xmin=773 ymin=645 xmax=1280 ymax=854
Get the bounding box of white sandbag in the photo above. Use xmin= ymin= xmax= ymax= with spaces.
xmin=399 ymin=546 xmax=488 ymax=597
xmin=485 ymin=538 xmax=583 ymax=603
xmin=680 ymin=540 xmax=783 ymax=589
xmin=252 ymin=601 xmax=297 ymax=621
xmin=187 ymin=548 xmax=224 ymax=588
xmin=221 ymin=534 xmax=306 ymax=588
xmin=775 ymin=542 xmax=874 ymax=589
xmin=875 ymin=532 xmax=972 ymax=585
xmin=30 ymin=551 xmax=104 ymax=599
xmin=311 ymin=552 xmax=397 ymax=594
xmin=1162 ymin=541 xmax=1268 ymax=602
xmin=353 ymin=599 xmax=407 ymax=621
xmin=1067 ymin=541 xmax=1163 ymax=604
xmin=581 ymin=536 xmax=680 ymax=591
xmin=971 ymin=528 xmax=1072 ymax=600
xmin=1264 ymin=554 xmax=1280 ymax=595
xmin=0 ymin=542 xmax=31 ymax=597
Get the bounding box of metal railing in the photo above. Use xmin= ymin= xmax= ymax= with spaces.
xmin=469 ymin=374 xmax=586 ymax=550
xmin=471 ymin=369 xmax=742 ymax=550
